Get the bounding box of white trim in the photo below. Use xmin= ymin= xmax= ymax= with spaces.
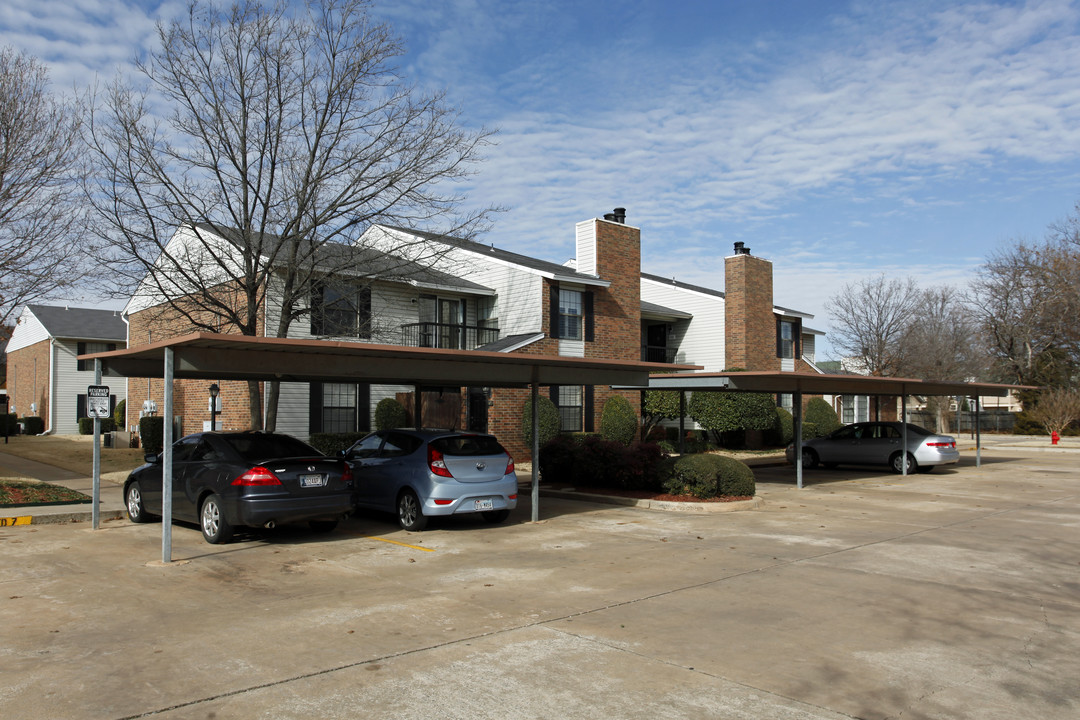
xmin=641 ymin=275 xmax=723 ymax=304
xmin=496 ymin=333 xmax=546 ymax=353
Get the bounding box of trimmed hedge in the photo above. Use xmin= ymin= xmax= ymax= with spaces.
xmin=113 ymin=399 xmax=127 ymax=429
xmin=521 ymin=396 xmax=561 ymax=450
xmin=308 ymin=432 xmax=367 ymax=456
xmin=804 ymin=398 xmax=841 ymax=437
xmin=138 ymin=416 xmax=165 ymax=455
xmin=374 ymin=398 xmax=408 ymax=430
xmin=537 ymin=435 xmax=668 ymax=491
xmin=766 ymin=407 xmax=794 ymax=446
xmin=0 ymin=414 xmax=17 ymax=435
xmin=600 ymin=395 xmax=638 ymax=445
xmin=661 ymin=453 xmax=756 ymax=499
xmin=21 ymin=416 xmax=45 ymax=435
xmin=78 ymin=417 xmax=117 ymax=435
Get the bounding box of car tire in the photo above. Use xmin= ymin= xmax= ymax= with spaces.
xmin=308 ymin=519 xmax=339 ymax=533
xmin=482 ymin=509 xmax=510 ymax=524
xmin=800 ymin=448 xmax=819 ymax=469
xmin=397 ymin=490 xmax=428 ymax=532
xmin=200 ymin=493 xmax=234 ymax=544
xmin=125 ymin=482 xmax=155 ymax=523
xmin=890 ymin=452 xmax=918 ymax=474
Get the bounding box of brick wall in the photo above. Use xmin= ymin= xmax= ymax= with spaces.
xmin=725 ymin=252 xmax=779 ymax=372
xmin=6 ymin=340 xmax=51 ymax=427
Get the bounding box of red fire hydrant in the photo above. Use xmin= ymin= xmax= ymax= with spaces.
xmin=1051 ymin=431 xmax=1060 ymax=445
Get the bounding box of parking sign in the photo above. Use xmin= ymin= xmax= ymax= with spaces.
xmin=87 ymin=385 xmax=111 ymax=419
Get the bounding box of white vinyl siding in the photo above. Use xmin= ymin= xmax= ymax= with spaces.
xmin=640 ymin=277 xmax=726 ymax=371
xmin=54 ymin=339 xmax=127 ymax=434
xmin=6 ymin=308 xmax=50 ymax=353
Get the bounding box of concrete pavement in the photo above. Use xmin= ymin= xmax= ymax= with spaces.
xmin=1 ymin=446 xmax=1078 ymax=719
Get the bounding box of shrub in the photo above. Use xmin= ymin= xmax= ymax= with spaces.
xmin=521 ymin=395 xmax=561 ymax=450
xmin=0 ymin=413 xmax=17 ymax=435
xmin=78 ymin=417 xmax=117 ymax=435
xmin=374 ymin=398 xmax=408 ymax=430
xmin=21 ymin=416 xmax=45 ymax=435
xmin=138 ymin=416 xmax=165 ymax=454
xmin=1012 ymin=411 xmax=1044 ymax=435
xmin=804 ymin=398 xmax=841 ymax=437
xmin=538 ymin=434 xmax=580 ymax=483
xmin=765 ymin=407 xmax=794 ymax=446
xmin=600 ymin=395 xmax=638 ymax=445
xmin=575 ymin=434 xmax=626 ymax=487
xmin=688 ymin=391 xmax=777 ymax=445
xmin=113 ymin=399 xmax=127 ymax=429
xmin=537 ymin=436 xmax=668 ymax=491
xmin=308 ymin=432 xmax=367 ymax=455
xmin=661 ymin=453 xmax=755 ymax=499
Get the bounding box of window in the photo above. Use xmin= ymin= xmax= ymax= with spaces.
xmin=322 ymin=383 xmax=358 ymax=434
xmin=778 ymin=393 xmax=793 ymax=412
xmin=311 ymin=282 xmax=371 ymax=337
xmin=477 ymin=296 xmax=497 ymax=330
xmin=558 ymin=289 xmax=583 ymax=341
xmin=557 ymin=386 xmax=583 ymax=432
xmin=77 ymin=342 xmax=116 ymax=371
xmin=778 ymin=320 xmax=797 ymax=359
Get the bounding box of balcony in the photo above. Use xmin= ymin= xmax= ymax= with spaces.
xmin=400 ymin=322 xmax=500 ymax=350
xmin=642 ymin=344 xmax=677 ymax=363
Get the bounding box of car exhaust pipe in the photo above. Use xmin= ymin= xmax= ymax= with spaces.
xmin=263 ymin=520 xmax=276 ymax=529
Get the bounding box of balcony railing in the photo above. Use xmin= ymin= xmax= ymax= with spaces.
xmin=400 ymin=322 xmax=500 ymax=350
xmin=642 ymin=344 xmax=677 ymax=363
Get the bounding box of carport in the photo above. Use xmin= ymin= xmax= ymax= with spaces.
xmin=620 ymin=371 xmax=1025 ymax=489
xmin=83 ymin=332 xmax=696 ymax=562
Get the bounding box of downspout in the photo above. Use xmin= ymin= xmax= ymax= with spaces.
xmin=121 ymin=311 xmax=131 ymax=432
xmin=46 ymin=338 xmax=56 ymax=434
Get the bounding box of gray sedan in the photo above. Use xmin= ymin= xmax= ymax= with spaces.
xmin=345 ymin=429 xmax=518 ymax=531
xmin=786 ymin=422 xmax=960 ymax=474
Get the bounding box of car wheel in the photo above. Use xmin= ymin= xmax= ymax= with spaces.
xmin=200 ymin=494 xmax=234 ymax=544
xmin=800 ymin=448 xmax=819 ymax=469
xmin=125 ymin=482 xmax=155 ymax=523
xmin=397 ymin=490 xmax=428 ymax=532
xmin=482 ymin=509 xmax=510 ymax=523
xmin=890 ymin=452 xmax=918 ymax=474
xmin=308 ymin=519 xmax=339 ymax=533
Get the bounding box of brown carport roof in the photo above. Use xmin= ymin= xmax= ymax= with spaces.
xmin=87 ymin=332 xmax=699 ymax=387
xmin=634 ymin=370 xmax=1024 ymax=398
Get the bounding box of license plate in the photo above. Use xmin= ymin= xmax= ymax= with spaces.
xmin=474 ymin=498 xmax=494 ymax=511
xmin=300 ymin=474 xmax=326 ymax=488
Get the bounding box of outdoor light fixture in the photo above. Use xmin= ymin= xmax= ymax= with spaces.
xmin=209 ymin=383 xmax=220 ymax=431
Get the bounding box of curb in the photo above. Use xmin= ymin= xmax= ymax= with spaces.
xmin=0 ymin=509 xmax=125 ymax=526
xmin=540 ymin=489 xmax=764 ymax=513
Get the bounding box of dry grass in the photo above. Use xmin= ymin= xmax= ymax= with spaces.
xmin=0 ymin=434 xmax=145 ymax=477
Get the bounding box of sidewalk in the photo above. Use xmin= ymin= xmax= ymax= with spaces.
xmin=0 ymin=451 xmax=125 ymax=525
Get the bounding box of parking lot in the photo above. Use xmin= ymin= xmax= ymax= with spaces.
xmin=2 ymin=447 xmax=1078 ymax=719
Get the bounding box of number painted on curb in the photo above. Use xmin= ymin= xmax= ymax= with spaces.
xmin=0 ymin=516 xmax=31 ymax=527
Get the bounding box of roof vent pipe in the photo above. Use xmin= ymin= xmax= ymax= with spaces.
xmin=613 ymin=207 xmax=626 ymax=224
xmin=604 ymin=213 xmax=616 ymax=221
xmin=733 ymin=241 xmax=750 ymax=255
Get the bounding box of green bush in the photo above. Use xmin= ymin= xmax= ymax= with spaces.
xmin=765 ymin=407 xmax=794 ymax=446
xmin=801 ymin=421 xmax=818 ymax=440
xmin=521 ymin=396 xmax=561 ymax=450
xmin=21 ymin=416 xmax=45 ymax=435
xmin=1012 ymin=411 xmax=1044 ymax=435
xmin=138 ymin=416 xmax=165 ymax=455
xmin=661 ymin=453 xmax=755 ymax=498
xmin=0 ymin=414 xmax=17 ymax=435
xmin=308 ymin=432 xmax=368 ymax=455
xmin=374 ymin=397 xmax=407 ymax=430
xmin=537 ymin=436 xmax=668 ymax=491
xmin=78 ymin=417 xmax=117 ymax=435
xmin=804 ymin=398 xmax=841 ymax=437
xmin=688 ymin=391 xmax=777 ymax=445
xmin=537 ymin=434 xmax=579 ymax=483
xmin=113 ymin=399 xmax=127 ymax=429
xmin=600 ymin=395 xmax=638 ymax=445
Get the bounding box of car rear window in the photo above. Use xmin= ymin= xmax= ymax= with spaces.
xmin=905 ymin=424 xmax=932 ymax=437
xmin=222 ymin=434 xmax=322 ymax=461
xmin=430 ymin=435 xmax=506 ymax=457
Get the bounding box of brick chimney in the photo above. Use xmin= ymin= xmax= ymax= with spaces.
xmin=725 ymin=242 xmax=778 ymax=371
xmin=575 ymin=208 xmax=640 ymax=361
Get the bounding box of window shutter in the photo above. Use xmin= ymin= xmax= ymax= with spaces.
xmin=77 ymin=342 xmax=86 ymax=372
xmin=584 ymin=386 xmax=594 ymax=432
xmin=308 ymin=382 xmax=323 ymax=433
xmin=549 ymin=385 xmax=559 ymax=405
xmin=584 ymin=291 xmax=594 ymax=342
xmin=310 ymin=286 xmax=323 ymax=335
xmin=76 ymin=394 xmax=87 ymax=420
xmin=775 ymin=317 xmax=783 ymax=358
xmin=794 ymin=319 xmax=802 ymax=359
xmin=358 ymin=286 xmax=372 ymax=339
xmin=549 ymin=282 xmax=560 ymax=339
xmin=357 ymin=383 xmax=371 ymax=432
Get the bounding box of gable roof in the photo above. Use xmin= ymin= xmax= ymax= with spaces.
xmin=378 ymin=225 xmax=610 ymax=287
xmin=641 ymin=271 xmax=725 ymax=300
xmin=28 ymin=305 xmax=127 ymax=342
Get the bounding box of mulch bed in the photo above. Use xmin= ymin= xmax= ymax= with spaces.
xmin=545 ymin=484 xmax=753 ymax=503
xmin=0 ymin=480 xmax=92 ymax=507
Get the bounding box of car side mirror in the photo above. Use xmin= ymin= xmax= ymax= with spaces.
xmin=144 ymin=453 xmax=160 ymax=464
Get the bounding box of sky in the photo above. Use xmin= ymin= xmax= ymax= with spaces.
xmin=3 ymin=0 xmax=1080 ymax=359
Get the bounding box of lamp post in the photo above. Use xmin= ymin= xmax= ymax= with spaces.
xmin=209 ymin=383 xmax=220 ymax=431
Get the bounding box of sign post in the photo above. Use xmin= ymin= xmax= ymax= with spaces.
xmin=0 ymin=394 xmax=8 ymax=444
xmin=87 ymin=380 xmax=110 ymax=529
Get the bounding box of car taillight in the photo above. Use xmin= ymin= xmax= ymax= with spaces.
xmin=232 ymin=466 xmax=283 ymax=486
xmin=342 ymin=463 xmax=354 ymax=486
xmin=926 ymin=442 xmax=955 ymax=449
xmin=505 ymin=455 xmax=515 ymax=475
xmin=428 ymin=446 xmax=454 ymax=478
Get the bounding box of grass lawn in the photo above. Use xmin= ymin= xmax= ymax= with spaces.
xmin=0 ymin=434 xmax=145 ymax=477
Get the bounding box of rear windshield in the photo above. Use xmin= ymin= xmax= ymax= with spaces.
xmin=905 ymin=424 xmax=932 ymax=437
xmin=430 ymin=435 xmax=507 ymax=457
xmin=222 ymin=434 xmax=322 ymax=461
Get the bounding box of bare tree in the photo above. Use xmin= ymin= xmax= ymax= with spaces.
xmin=1028 ymin=387 xmax=1080 ymax=437
xmin=0 ymin=47 xmax=87 ymax=327
xmin=825 ymin=275 xmax=921 ymax=376
xmin=84 ymin=0 xmax=496 ymax=429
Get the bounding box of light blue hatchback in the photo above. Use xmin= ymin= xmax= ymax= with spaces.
xmin=345 ymin=429 xmax=518 ymax=531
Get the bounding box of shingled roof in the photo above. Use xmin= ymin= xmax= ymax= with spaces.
xmin=27 ymin=305 xmax=127 ymax=342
